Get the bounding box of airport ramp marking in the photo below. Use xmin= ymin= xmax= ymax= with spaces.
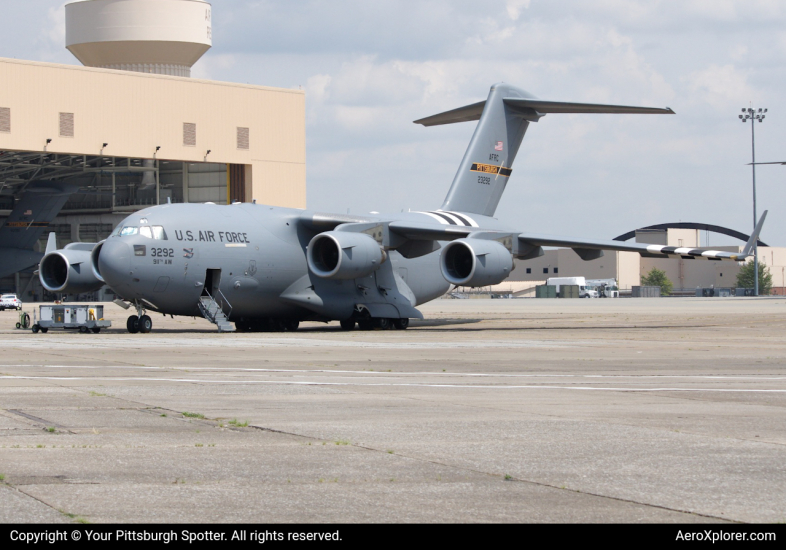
xmin=0 ymin=336 xmax=570 ymax=350
xmin=2 ymin=375 xmax=785 ymax=394
xmin=4 ymin=364 xmax=786 ymax=381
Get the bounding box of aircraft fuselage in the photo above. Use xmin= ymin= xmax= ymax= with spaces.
xmin=96 ymin=202 xmax=479 ymax=322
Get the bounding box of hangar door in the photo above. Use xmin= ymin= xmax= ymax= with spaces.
xmin=228 ymin=164 xmax=247 ymax=204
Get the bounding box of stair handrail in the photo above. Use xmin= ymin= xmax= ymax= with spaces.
xmin=215 ymin=288 xmax=233 ymax=320
xmin=200 ymin=287 xmax=233 ymax=322
xmin=198 ymin=293 xmax=215 ymax=322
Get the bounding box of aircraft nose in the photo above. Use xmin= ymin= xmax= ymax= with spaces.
xmin=97 ymin=239 xmax=131 ymax=288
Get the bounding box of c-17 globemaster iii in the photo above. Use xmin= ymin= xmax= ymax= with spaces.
xmin=37 ymin=83 xmax=767 ymax=333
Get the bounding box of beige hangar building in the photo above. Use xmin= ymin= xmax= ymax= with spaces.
xmin=0 ymin=0 xmax=305 ymax=298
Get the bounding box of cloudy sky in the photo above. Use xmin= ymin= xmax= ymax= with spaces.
xmin=3 ymin=1 xmax=785 ymax=245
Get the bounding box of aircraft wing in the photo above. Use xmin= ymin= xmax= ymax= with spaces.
xmin=516 ymin=232 xmax=747 ymax=261
xmin=380 ymin=211 xmax=767 ymax=262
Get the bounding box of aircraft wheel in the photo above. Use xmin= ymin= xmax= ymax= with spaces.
xmin=235 ymin=321 xmax=251 ymax=332
xmin=127 ymin=315 xmax=140 ymax=334
xmin=91 ymin=327 xmax=101 ymax=334
xmin=357 ymin=320 xmax=373 ymax=331
xmin=31 ymin=324 xmax=39 ymax=333
xmin=23 ymin=313 xmax=30 ymax=328
xmin=340 ymin=320 xmax=355 ymax=330
xmin=41 ymin=327 xmax=48 ymax=333
xmin=393 ymin=318 xmax=409 ymax=330
xmin=79 ymin=326 xmax=89 ymax=334
xmin=372 ymin=318 xmax=391 ymax=330
xmin=139 ymin=315 xmax=153 ymax=334
xmin=283 ymin=320 xmax=299 ymax=332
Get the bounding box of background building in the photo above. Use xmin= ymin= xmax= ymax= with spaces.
xmin=0 ymin=0 xmax=306 ymax=299
xmin=500 ymin=227 xmax=786 ymax=296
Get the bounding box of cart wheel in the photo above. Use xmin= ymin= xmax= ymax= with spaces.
xmin=32 ymin=324 xmax=39 ymax=333
xmin=23 ymin=313 xmax=30 ymax=329
xmin=91 ymin=327 xmax=101 ymax=334
xmin=16 ymin=322 xmax=21 ymax=329
xmin=41 ymin=327 xmax=48 ymax=333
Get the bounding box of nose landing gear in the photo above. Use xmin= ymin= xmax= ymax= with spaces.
xmin=126 ymin=302 xmax=153 ymax=334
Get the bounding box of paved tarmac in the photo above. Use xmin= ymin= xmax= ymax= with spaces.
xmin=0 ymin=297 xmax=784 ymax=523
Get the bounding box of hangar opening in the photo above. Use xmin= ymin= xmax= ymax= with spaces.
xmin=0 ymin=0 xmax=306 ymax=300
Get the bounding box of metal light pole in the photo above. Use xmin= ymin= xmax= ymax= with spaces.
xmin=739 ymin=106 xmax=766 ymax=296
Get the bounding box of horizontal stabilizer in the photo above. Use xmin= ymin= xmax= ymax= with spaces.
xmin=414 ymin=97 xmax=674 ymax=126
xmin=503 ymin=98 xmax=674 ymax=115
xmin=413 ymin=101 xmax=486 ymax=127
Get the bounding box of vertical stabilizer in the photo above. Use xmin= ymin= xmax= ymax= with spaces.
xmin=437 ymin=83 xmax=536 ymax=217
xmin=414 ymin=84 xmax=674 ymax=217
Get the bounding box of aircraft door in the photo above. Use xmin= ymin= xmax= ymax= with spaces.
xmin=202 ymin=269 xmax=222 ymax=298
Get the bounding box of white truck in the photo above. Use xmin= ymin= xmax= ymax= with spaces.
xmin=585 ymin=278 xmax=620 ymax=298
xmin=546 ymin=277 xmax=598 ymax=298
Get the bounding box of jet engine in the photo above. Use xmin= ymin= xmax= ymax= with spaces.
xmin=90 ymin=240 xmax=105 ymax=283
xmin=307 ymin=231 xmax=386 ymax=280
xmin=39 ymin=242 xmax=104 ymax=293
xmin=440 ymin=238 xmax=513 ymax=287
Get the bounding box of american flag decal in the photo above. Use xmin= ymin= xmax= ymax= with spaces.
xmin=494 ymin=142 xmax=503 ymax=151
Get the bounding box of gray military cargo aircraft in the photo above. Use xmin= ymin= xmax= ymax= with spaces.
xmin=37 ymin=83 xmax=766 ymax=333
xmin=0 ymin=181 xmax=77 ymax=279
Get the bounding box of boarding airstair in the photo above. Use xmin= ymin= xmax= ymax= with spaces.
xmin=198 ymin=289 xmax=235 ymax=333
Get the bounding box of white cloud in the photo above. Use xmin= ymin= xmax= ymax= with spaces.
xmin=685 ymin=64 xmax=756 ymax=110
xmin=306 ymin=74 xmax=332 ymax=104
xmin=506 ymin=0 xmax=531 ymax=21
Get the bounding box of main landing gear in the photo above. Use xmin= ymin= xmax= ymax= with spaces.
xmin=126 ymin=302 xmax=152 ymax=334
xmin=341 ymin=318 xmax=409 ymax=331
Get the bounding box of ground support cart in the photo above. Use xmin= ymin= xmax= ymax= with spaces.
xmin=32 ymin=304 xmax=112 ymax=334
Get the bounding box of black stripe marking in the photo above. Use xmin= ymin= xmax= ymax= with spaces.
xmin=447 ymin=212 xmax=472 ymax=226
xmin=430 ymin=212 xmax=457 ymax=225
xmin=661 ymin=246 xmax=678 ymax=254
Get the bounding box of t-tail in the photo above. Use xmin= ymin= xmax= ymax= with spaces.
xmin=414 ymin=83 xmax=675 ymax=217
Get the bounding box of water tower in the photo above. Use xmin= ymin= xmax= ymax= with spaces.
xmin=65 ymin=0 xmax=212 ymax=78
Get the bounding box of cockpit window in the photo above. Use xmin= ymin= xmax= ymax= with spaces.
xmin=119 ymin=226 xmax=138 ymax=236
xmin=115 ymin=224 xmax=167 ymax=239
xmin=152 ymin=226 xmax=168 ymax=240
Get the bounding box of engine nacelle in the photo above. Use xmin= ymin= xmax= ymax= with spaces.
xmin=440 ymin=238 xmax=513 ymax=287
xmin=39 ymin=243 xmax=104 ymax=293
xmin=307 ymin=231 xmax=385 ymax=280
xmin=90 ymin=240 xmax=106 ymax=283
